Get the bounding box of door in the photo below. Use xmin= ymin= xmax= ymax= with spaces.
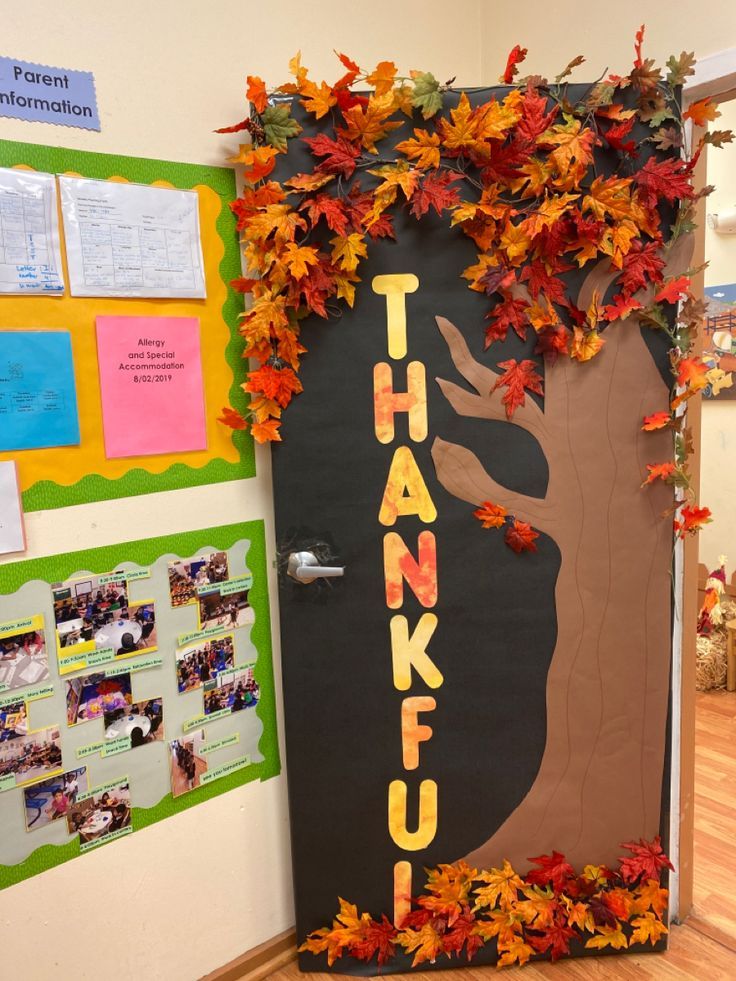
xmin=269 ymin=85 xmax=680 ymax=973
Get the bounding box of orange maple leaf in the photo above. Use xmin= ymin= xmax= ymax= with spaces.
xmin=474 ymin=501 xmax=509 ymax=529
xmin=251 ymin=418 xmax=282 ymax=443
xmin=366 ymin=60 xmax=397 ymax=97
xmin=246 ymin=75 xmax=268 ymax=113
xmin=683 ymin=98 xmax=720 ymax=126
xmin=395 ymin=129 xmax=442 ymax=169
xmin=473 ymin=860 xmax=524 ymax=910
xmin=218 ymin=406 xmax=247 ymax=430
xmin=300 ymin=80 xmax=338 ymax=119
xmin=570 ymin=327 xmax=605 ymax=362
xmin=337 ymin=93 xmax=403 ymax=151
xmin=630 ymin=911 xmax=668 ymax=947
xmin=492 ymin=358 xmax=544 ymax=419
xmin=642 ymin=462 xmax=675 ymax=486
xmin=674 ymin=504 xmax=712 ymax=537
xmin=642 ymin=411 xmax=671 ymax=431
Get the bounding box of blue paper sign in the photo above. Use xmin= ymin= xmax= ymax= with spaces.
xmin=0 ymin=331 xmax=81 ymax=451
xmin=0 ymin=56 xmax=99 ymax=131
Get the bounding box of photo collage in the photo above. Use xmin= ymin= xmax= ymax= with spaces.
xmin=1 ymin=544 xmax=261 ymax=850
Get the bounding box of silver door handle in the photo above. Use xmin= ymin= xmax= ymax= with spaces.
xmin=287 ymin=551 xmax=345 ymax=584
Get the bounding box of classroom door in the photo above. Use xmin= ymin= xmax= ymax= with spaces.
xmin=271 ymin=96 xmax=676 ymax=973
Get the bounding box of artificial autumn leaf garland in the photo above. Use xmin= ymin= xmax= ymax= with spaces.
xmin=300 ymin=837 xmax=674 ymax=970
xmin=215 ymin=30 xmax=732 ymax=550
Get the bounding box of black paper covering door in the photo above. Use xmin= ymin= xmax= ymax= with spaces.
xmin=271 ymin=91 xmax=673 ymax=973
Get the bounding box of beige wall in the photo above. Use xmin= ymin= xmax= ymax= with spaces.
xmin=700 ymin=98 xmax=736 ymax=571
xmin=2 ymin=4 xmax=734 ymax=976
xmin=479 ymin=4 xmax=736 ymax=82
xmin=0 ymin=3 xmax=482 ymax=980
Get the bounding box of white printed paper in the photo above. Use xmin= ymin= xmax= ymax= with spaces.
xmin=0 ymin=168 xmax=64 ymax=295
xmin=59 ymin=176 xmax=206 ymax=299
xmin=0 ymin=461 xmax=25 ymax=555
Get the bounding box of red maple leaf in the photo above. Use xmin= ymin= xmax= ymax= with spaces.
xmin=300 ymin=193 xmax=349 ymax=235
xmin=674 ymin=504 xmax=712 ymax=538
xmin=474 ymin=501 xmax=508 ymax=528
xmin=350 ymin=916 xmax=398 ymax=966
xmin=520 ymin=260 xmax=571 ymax=307
xmin=601 ymin=116 xmax=637 ymax=156
xmin=304 ymin=134 xmax=362 ymax=178
xmin=345 ymin=184 xmax=396 ymax=239
xmin=485 ymin=296 xmax=530 ymax=347
xmin=588 ymin=895 xmax=618 ymax=928
xmin=619 ymin=836 xmax=674 ymax=885
xmin=505 ymin=519 xmax=539 ymax=554
xmin=642 ymin=461 xmax=676 ymax=486
xmin=516 ymin=85 xmax=558 ymax=142
xmin=214 ymin=117 xmax=252 ymax=135
xmin=634 ymin=156 xmax=695 ymax=210
xmin=655 ymin=275 xmax=691 ymax=304
xmin=526 ymin=852 xmax=575 ymax=893
xmin=535 ymin=326 xmax=570 ymax=362
xmin=492 ymin=358 xmax=544 ymax=419
xmin=604 ymin=293 xmax=643 ymax=321
xmin=501 ymin=45 xmax=528 ymax=84
xmin=528 ymin=915 xmax=577 ymax=961
xmin=620 ymin=240 xmax=665 ymax=297
xmin=410 ymin=170 xmax=463 ymax=218
xmin=479 ymin=139 xmax=531 ymax=184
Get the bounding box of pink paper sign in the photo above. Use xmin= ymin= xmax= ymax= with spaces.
xmin=96 ymin=316 xmax=207 ymax=458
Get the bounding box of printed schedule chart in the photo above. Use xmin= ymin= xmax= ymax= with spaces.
xmin=0 ymin=168 xmax=64 ymax=295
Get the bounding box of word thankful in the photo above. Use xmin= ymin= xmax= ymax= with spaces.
xmin=372 ymin=273 xmax=442 ymax=926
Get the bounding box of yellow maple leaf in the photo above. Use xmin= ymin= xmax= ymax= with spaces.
xmin=570 ymin=326 xmax=605 ymax=362
xmin=392 ymin=83 xmax=415 ymax=116
xmin=367 ymin=60 xmax=397 ymax=97
xmin=281 ymin=242 xmax=320 ymax=279
xmin=300 ymin=80 xmax=337 ymax=119
xmin=438 ymin=92 xmax=477 ymax=152
xmin=396 ymin=129 xmax=442 ymax=169
xmin=243 ymin=204 xmax=307 ymax=247
xmin=474 ymin=909 xmax=523 ymax=946
xmin=240 ymin=294 xmax=289 ymax=343
xmin=499 ymin=220 xmax=532 ymax=265
xmin=515 ymin=885 xmax=557 ymax=929
xmin=337 ymin=92 xmax=404 ymax=152
xmin=512 ymin=157 xmax=553 ymax=199
xmin=473 ymin=859 xmax=524 ymax=911
xmin=397 ymin=921 xmax=444 ymax=967
xmin=561 ymin=897 xmax=595 ymax=933
xmin=368 ymin=160 xmax=420 ymax=201
xmin=598 ymin=219 xmax=638 ymax=267
xmin=630 ymin=912 xmax=668 ymax=947
xmin=287 ymin=51 xmax=309 ymax=92
xmin=631 ymin=879 xmax=669 ymax=917
xmin=421 ymin=861 xmax=477 ymax=925
xmin=474 ymin=90 xmax=523 ymax=142
xmin=334 ymin=270 xmax=360 ymax=307
xmin=330 ymin=233 xmax=368 ymax=272
xmin=542 ymin=115 xmax=598 ymax=175
xmin=497 ymin=936 xmax=534 ymax=969
xmin=585 ymin=924 xmax=628 ymax=951
xmin=583 ymin=175 xmax=635 ymax=222
xmin=522 ymin=192 xmax=579 ymax=238
xmin=528 ymin=296 xmax=560 ymax=331
xmin=284 ymin=172 xmax=335 ymax=193
xmin=249 ymin=395 xmax=282 ymax=423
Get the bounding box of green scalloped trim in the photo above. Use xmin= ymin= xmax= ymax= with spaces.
xmin=0 ymin=519 xmax=280 ymax=889
xmin=0 ymin=139 xmax=254 ymax=512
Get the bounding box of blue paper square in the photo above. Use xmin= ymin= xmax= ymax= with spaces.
xmin=0 ymin=330 xmax=80 ymax=450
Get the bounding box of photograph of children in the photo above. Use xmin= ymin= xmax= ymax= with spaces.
xmin=52 ymin=574 xmax=130 ymax=653
xmin=167 ymin=551 xmax=229 ymax=608
xmin=0 ymin=726 xmax=62 ymax=788
xmin=66 ymin=780 xmax=131 ymax=843
xmin=0 ymin=699 xmax=28 ymax=741
xmin=203 ymin=666 xmax=259 ymax=717
xmin=103 ymin=697 xmax=164 ymax=748
xmin=0 ymin=619 xmax=49 ymax=691
xmin=65 ymin=671 xmax=133 ymax=726
xmin=175 ymin=635 xmax=235 ymax=693
xmin=169 ymin=731 xmax=208 ymax=797
xmin=23 ymin=766 xmax=89 ymax=832
xmin=197 ymin=585 xmax=254 ymax=631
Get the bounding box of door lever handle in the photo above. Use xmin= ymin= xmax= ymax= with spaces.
xmin=287 ymin=550 xmax=345 ymax=584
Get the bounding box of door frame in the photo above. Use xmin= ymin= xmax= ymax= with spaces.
xmin=674 ymin=48 xmax=736 ymax=921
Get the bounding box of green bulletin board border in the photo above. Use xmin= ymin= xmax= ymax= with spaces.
xmin=0 ymin=139 xmax=254 ymax=512
xmin=0 ymin=519 xmax=280 ymax=889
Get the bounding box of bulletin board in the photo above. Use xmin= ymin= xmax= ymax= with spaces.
xmin=0 ymin=519 xmax=279 ymax=889
xmin=0 ymin=139 xmax=253 ymax=512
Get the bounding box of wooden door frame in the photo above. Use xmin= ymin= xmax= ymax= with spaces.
xmin=674 ymin=49 xmax=736 ymax=922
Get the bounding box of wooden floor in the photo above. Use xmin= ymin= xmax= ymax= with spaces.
xmin=267 ymin=691 xmax=736 ymax=980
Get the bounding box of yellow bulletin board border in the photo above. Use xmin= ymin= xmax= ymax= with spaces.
xmin=0 ymin=140 xmax=254 ymax=512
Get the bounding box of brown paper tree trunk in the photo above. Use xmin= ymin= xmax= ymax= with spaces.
xmin=432 ymin=259 xmax=680 ymax=869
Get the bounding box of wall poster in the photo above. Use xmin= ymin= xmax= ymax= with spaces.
xmin=0 ymin=520 xmax=279 ymax=889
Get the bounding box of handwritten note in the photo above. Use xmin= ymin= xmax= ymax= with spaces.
xmin=59 ymin=176 xmax=206 ymax=298
xmin=0 ymin=330 xmax=80 ymax=451
xmin=0 ymin=461 xmax=25 ymax=554
xmin=96 ymin=315 xmax=207 ymax=458
xmin=0 ymin=168 xmax=64 ymax=295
